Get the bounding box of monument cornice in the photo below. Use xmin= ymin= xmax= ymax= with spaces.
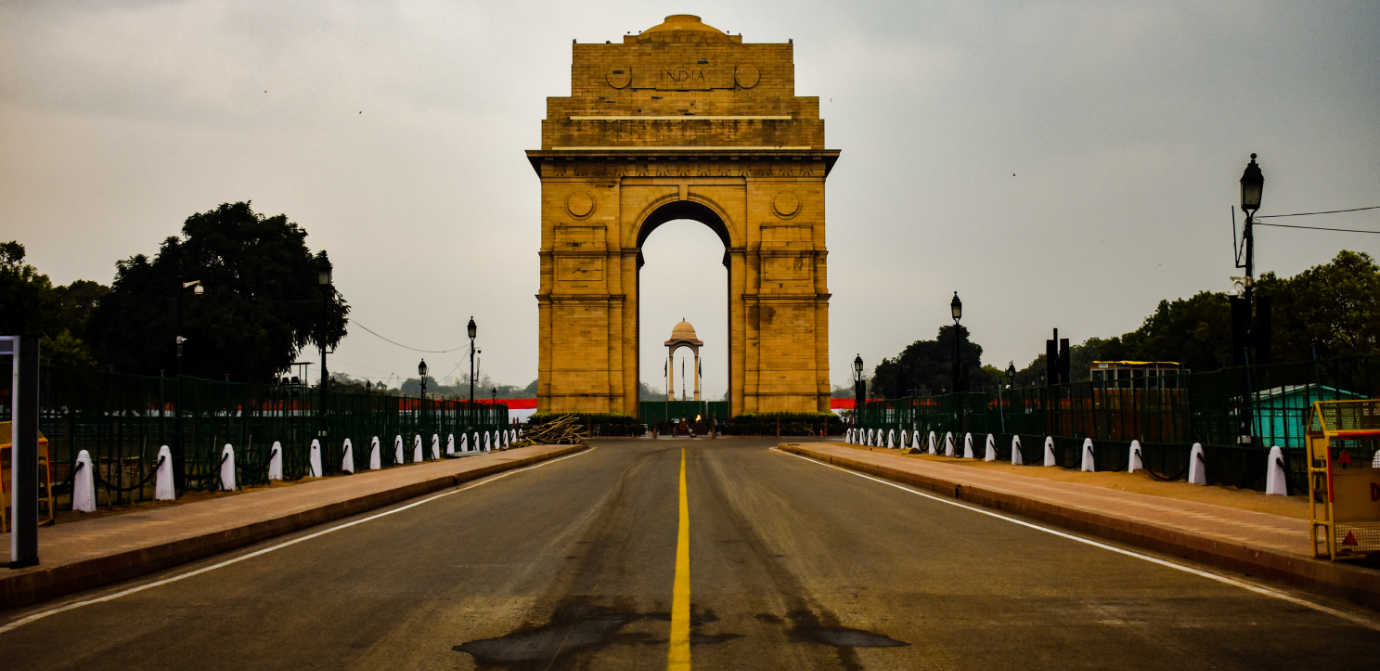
xmin=526 ymin=148 xmax=840 ymax=176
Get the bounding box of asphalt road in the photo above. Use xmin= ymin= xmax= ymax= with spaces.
xmin=3 ymin=437 xmax=1379 ymax=670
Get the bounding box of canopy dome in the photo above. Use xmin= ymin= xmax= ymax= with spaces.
xmin=665 ymin=319 xmax=704 ymax=347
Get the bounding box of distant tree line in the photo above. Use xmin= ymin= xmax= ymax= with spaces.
xmin=869 ymin=250 xmax=1379 ymax=398
xmin=1 ymin=202 xmax=348 ymax=383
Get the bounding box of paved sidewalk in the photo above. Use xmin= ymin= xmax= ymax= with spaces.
xmin=780 ymin=442 xmax=1380 ymax=611
xmin=0 ymin=443 xmax=585 ymax=611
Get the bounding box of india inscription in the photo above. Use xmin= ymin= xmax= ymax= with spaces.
xmin=528 ymin=14 xmax=840 ymax=418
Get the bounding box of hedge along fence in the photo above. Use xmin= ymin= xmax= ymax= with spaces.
xmin=855 ymin=355 xmax=1379 ymax=493
xmin=527 ymin=412 xmax=646 ymax=437
xmin=722 ymin=412 xmax=844 ymax=436
xmin=2 ymin=364 xmax=510 ymax=512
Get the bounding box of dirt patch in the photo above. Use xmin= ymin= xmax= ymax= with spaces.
xmin=49 ymin=478 xmax=310 ymax=526
xmin=829 ymin=442 xmax=1309 ymax=520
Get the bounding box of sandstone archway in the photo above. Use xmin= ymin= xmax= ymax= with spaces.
xmin=528 ymin=14 xmax=840 ymax=418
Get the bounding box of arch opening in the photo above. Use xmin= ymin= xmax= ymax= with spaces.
xmin=637 ymin=217 xmax=729 ymax=415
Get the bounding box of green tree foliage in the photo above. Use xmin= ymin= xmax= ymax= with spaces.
xmin=871 ymin=324 xmax=986 ymax=398
xmin=88 ymin=202 xmax=349 ymax=382
xmin=1008 ymin=250 xmax=1378 ymax=381
xmin=0 ymin=241 xmax=110 ymax=367
xmin=1258 ymin=250 xmax=1379 ymax=360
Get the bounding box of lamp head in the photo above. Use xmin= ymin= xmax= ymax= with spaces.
xmin=418 ymin=359 xmax=428 ymax=377
xmin=317 ymin=253 xmax=333 ymax=286
xmin=950 ymin=292 xmax=962 ymax=321
xmin=1006 ymin=362 xmax=1016 ymax=378
xmin=193 ymin=284 xmax=204 ymax=296
xmin=1240 ymin=153 xmax=1264 ymax=214
xmin=468 ymin=316 xmax=477 ymax=340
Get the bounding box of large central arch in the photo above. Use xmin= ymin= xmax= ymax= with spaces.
xmin=527 ymin=15 xmax=840 ymax=418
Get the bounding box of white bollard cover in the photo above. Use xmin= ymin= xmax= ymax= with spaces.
xmin=309 ymin=439 xmax=323 ymax=478
xmin=155 ymin=445 xmax=175 ymax=500
xmin=370 ymin=437 xmax=382 ymax=470
xmin=268 ymin=441 xmax=284 ymax=480
xmin=963 ymin=433 xmax=974 ymax=459
xmin=1080 ymin=438 xmax=1096 ymax=473
xmin=72 ymin=449 xmax=96 ymax=512
xmin=984 ymin=434 xmax=996 ymax=462
xmin=945 ymin=432 xmax=955 ymax=457
xmin=928 ymin=431 xmax=937 ymax=455
xmin=1043 ymin=437 xmax=1057 ymax=467
xmin=1128 ymin=440 xmax=1143 ymax=474
xmin=413 ymin=435 xmax=424 ymax=463
xmin=394 ymin=435 xmax=404 ymax=465
xmin=342 ymin=439 xmax=355 ymax=474
xmin=447 ymin=434 xmax=456 ymax=455
xmin=1265 ymin=445 xmax=1288 ymax=496
xmin=221 ymin=443 xmax=237 ymax=491
xmin=1188 ymin=443 xmax=1207 ymax=485
xmin=431 ymin=434 xmax=441 ymax=460
xmin=888 ymin=430 xmax=895 ymax=448
xmin=1011 ymin=436 xmax=1024 ymax=465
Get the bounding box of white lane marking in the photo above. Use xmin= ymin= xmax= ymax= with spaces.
xmin=0 ymin=447 xmax=598 ymax=635
xmin=772 ymin=448 xmax=1380 ymax=632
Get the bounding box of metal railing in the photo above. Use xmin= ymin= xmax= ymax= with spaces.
xmin=855 ymin=355 xmax=1379 ymax=492
xmin=0 ymin=365 xmax=510 ymax=511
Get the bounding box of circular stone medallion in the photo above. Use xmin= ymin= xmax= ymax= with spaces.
xmin=566 ymin=192 xmax=595 ymax=218
xmin=607 ymin=66 xmax=632 ymax=89
xmin=772 ymin=191 xmax=801 ymax=218
xmin=735 ymin=64 xmax=760 ymax=89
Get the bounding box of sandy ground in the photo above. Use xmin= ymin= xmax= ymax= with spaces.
xmin=47 ymin=478 xmax=310 ymax=526
xmin=835 ymin=442 xmax=1310 ymax=520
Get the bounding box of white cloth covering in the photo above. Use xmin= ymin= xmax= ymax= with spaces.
xmin=155 ymin=445 xmax=175 ymax=500
xmin=309 ymin=439 xmax=322 ymax=478
xmin=1188 ymin=443 xmax=1207 ymax=485
xmin=221 ymin=444 xmax=237 ymax=491
xmin=72 ymin=449 xmax=96 ymax=512
xmin=268 ymin=441 xmax=283 ymax=480
xmin=1265 ymin=445 xmax=1288 ymax=496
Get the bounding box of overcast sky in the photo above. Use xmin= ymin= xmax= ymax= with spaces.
xmin=4 ymin=1 xmax=1377 ymax=396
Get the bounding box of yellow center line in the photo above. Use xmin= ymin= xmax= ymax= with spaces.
xmin=668 ymin=448 xmax=692 ymax=670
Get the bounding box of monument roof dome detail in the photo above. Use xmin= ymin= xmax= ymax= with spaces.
xmin=671 ymin=320 xmax=697 ymax=340
xmin=637 ymin=14 xmax=731 ymax=43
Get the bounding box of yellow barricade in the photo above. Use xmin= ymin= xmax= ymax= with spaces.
xmin=1306 ymin=400 xmax=1380 ymax=560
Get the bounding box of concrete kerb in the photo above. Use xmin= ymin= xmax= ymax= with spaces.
xmin=0 ymin=443 xmax=589 ymax=611
xmin=777 ymin=443 xmax=1380 ymax=612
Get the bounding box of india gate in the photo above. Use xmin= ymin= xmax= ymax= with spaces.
xmin=528 ymin=14 xmax=839 ymax=418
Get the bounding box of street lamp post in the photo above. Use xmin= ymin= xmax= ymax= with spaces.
xmin=172 ymin=276 xmax=203 ymax=493
xmin=950 ymin=292 xmax=963 ymax=393
xmin=468 ymin=316 xmax=477 ymax=432
xmin=317 ymin=253 xmax=333 ymax=443
xmin=1236 ymin=154 xmax=1264 ymax=441
xmin=853 ymin=354 xmax=865 ymax=408
xmin=418 ymin=359 xmax=428 ymax=435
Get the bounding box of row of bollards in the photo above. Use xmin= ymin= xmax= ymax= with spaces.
xmin=69 ymin=428 xmax=525 ymax=513
xmin=842 ymin=428 xmax=1293 ymax=496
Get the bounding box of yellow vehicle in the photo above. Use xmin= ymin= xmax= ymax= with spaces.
xmin=1306 ymin=400 xmax=1380 ymax=560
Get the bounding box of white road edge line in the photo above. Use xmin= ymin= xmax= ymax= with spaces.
xmin=772 ymin=447 xmax=1380 ymax=632
xmin=0 ymin=446 xmax=598 ymax=635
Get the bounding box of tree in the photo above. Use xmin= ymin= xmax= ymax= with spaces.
xmin=872 ymin=324 xmax=986 ymax=398
xmin=0 ymin=241 xmax=110 ymax=367
xmin=88 ymin=202 xmax=349 ymax=382
xmin=1257 ymin=250 xmax=1379 ymax=361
